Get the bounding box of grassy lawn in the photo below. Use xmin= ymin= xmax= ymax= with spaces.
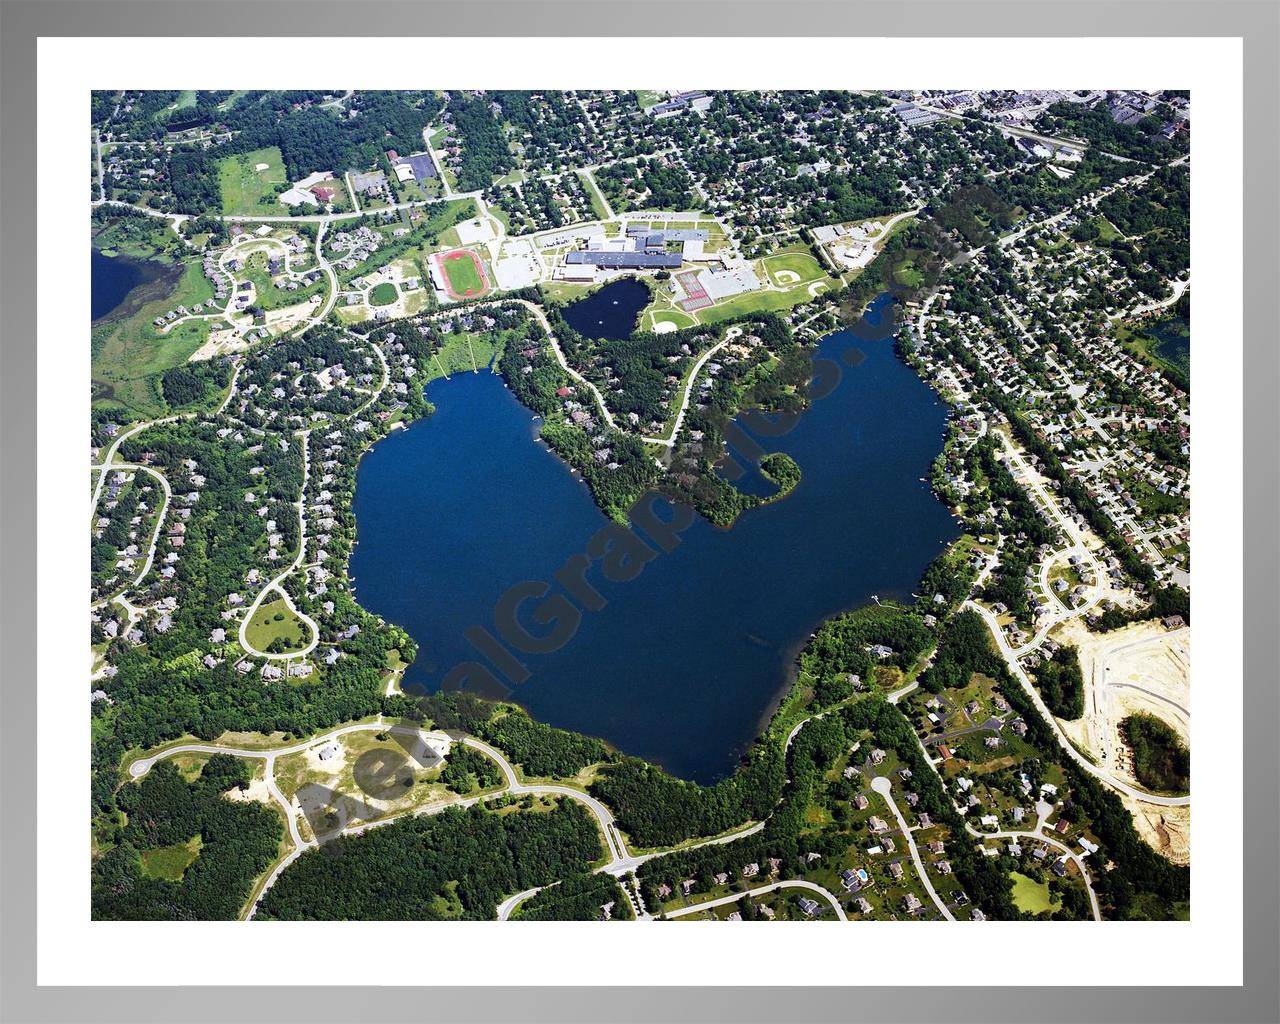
xmin=368 ymin=282 xmax=399 ymax=306
xmin=218 ymin=146 xmax=288 ymax=216
xmin=218 ymin=90 xmax=250 ymax=111
xmin=1094 ymin=216 xmax=1122 ymax=243
xmin=1010 ymin=871 xmax=1059 ymax=914
xmin=635 ymin=90 xmax=666 ymax=111
xmin=649 ymin=309 xmax=699 ymax=332
xmin=892 ymin=259 xmax=925 ymax=288
xmin=425 ymin=331 xmax=503 ymax=381
xmin=139 ymin=835 xmax=203 ymax=881
xmin=539 ymin=280 xmax=599 ymax=305
xmin=697 ymin=279 xmax=834 ymax=324
xmin=244 ymin=597 xmax=309 ymax=654
xmin=578 ymin=170 xmax=610 ymax=220
xmin=442 ymin=250 xmax=486 ymax=296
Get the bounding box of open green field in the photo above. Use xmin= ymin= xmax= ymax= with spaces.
xmin=425 ymin=331 xmax=503 ymax=381
xmin=635 ymin=90 xmax=666 ymax=111
xmin=539 ymin=280 xmax=599 ymax=305
xmin=441 ymin=250 xmax=486 ymax=296
xmin=244 ymin=597 xmax=310 ymax=654
xmin=1010 ymin=872 xmax=1059 ymax=914
xmin=368 ymin=282 xmax=399 ymax=306
xmin=218 ymin=146 xmax=288 ymax=216
xmin=139 ymin=835 xmax=203 ymax=881
xmin=697 ymin=278 xmax=835 ymax=324
xmin=892 ymin=258 xmax=925 ymax=288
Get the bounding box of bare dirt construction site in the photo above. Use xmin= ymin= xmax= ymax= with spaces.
xmin=1054 ymin=618 xmax=1190 ymax=862
xmin=1123 ymin=795 xmax=1191 ymax=865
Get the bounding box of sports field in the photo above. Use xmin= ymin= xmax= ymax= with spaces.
xmin=436 ymin=249 xmax=489 ymax=299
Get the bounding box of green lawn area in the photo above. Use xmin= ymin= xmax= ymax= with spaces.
xmin=697 ymin=278 xmax=835 ymax=324
xmin=1010 ymin=872 xmax=1059 ymax=914
xmin=244 ymin=597 xmax=310 ymax=654
xmin=649 ymin=309 xmax=699 ymax=331
xmin=139 ymin=835 xmax=203 ymax=881
xmin=539 ymin=280 xmax=599 ymax=305
xmin=442 ymin=251 xmax=485 ymax=296
xmin=218 ymin=90 xmax=250 ymax=111
xmin=218 ymin=146 xmax=288 ymax=216
xmin=1094 ymin=216 xmax=1122 ymax=243
xmin=425 ymin=331 xmax=503 ymax=380
xmin=368 ymin=282 xmax=399 ymax=306
xmin=239 ymin=250 xmax=326 ymax=312
xmin=578 ymin=171 xmax=610 ymax=220
xmin=635 ymin=90 xmax=666 ymax=111
xmin=892 ymin=258 xmax=925 ymax=288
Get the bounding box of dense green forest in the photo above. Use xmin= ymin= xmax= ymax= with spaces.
xmin=257 ymin=800 xmax=602 ymax=919
xmin=92 ymin=756 xmax=282 ymax=920
xmin=440 ymin=745 xmax=504 ymax=794
xmin=450 ymin=93 xmax=514 ymax=192
xmin=512 ymin=872 xmax=632 ymax=921
xmin=1039 ymin=100 xmax=1189 ymax=163
xmin=1032 ymin=646 xmax=1086 ymax=720
xmin=1122 ymin=713 xmax=1190 ymax=794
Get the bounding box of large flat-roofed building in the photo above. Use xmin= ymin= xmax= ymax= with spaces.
xmin=565 ymin=250 xmax=683 ymax=269
xmin=625 ymin=226 xmax=709 ymax=245
xmin=539 ymin=225 xmax=606 ymax=249
xmin=649 ymin=91 xmax=713 ymax=118
xmin=892 ymin=102 xmax=947 ymax=128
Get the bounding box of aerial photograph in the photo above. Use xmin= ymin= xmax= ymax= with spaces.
xmin=88 ymin=88 xmax=1191 ymax=924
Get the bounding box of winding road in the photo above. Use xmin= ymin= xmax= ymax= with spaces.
xmin=967 ymin=601 xmax=1188 ymax=808
xmin=237 ymin=430 xmax=320 ymax=660
xmin=664 ymin=879 xmax=848 ymax=921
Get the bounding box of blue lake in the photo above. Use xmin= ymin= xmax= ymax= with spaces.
xmin=351 ymin=300 xmax=958 ymax=783
xmin=559 ymin=277 xmax=651 ymax=339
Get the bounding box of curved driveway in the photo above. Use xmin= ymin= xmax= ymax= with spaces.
xmin=869 ymin=775 xmax=956 ymax=921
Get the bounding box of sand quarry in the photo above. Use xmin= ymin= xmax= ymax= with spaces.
xmin=1054 ymin=618 xmax=1190 ymax=864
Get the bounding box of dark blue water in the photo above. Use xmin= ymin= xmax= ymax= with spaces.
xmin=559 ymin=278 xmax=650 ymax=339
xmin=1151 ymin=317 xmax=1190 ymax=374
xmin=92 ymin=248 xmax=145 ymax=321
xmin=351 ymin=306 xmax=957 ymax=782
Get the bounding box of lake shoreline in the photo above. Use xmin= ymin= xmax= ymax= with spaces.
xmin=350 ymin=304 xmax=958 ymax=784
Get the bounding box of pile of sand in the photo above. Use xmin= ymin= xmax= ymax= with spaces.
xmin=1123 ymin=797 xmax=1190 ymax=866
